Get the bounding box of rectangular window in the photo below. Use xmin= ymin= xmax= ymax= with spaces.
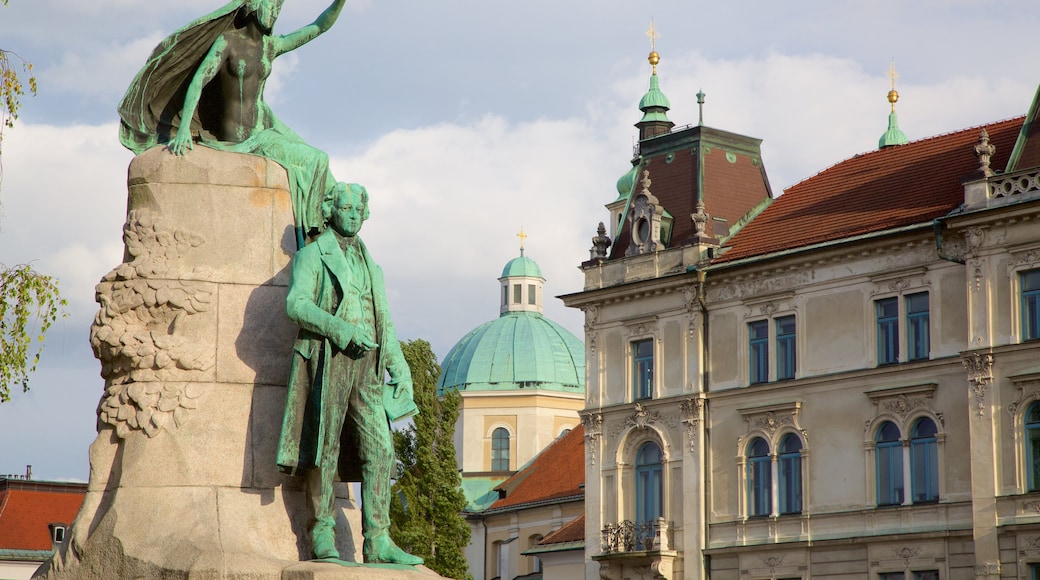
xmin=513 ymin=283 xmax=521 ymax=304
xmin=1023 ymin=270 xmax=1040 ymax=341
xmin=906 ymin=292 xmax=930 ymax=361
xmin=1031 ymin=563 xmax=1040 ymax=580
xmin=749 ymin=320 xmax=768 ymax=384
xmin=879 ymin=574 xmax=904 ymax=580
xmin=877 ymin=297 xmax=899 ymax=365
xmin=913 ymin=572 xmax=939 ymax=580
xmin=633 ymin=339 xmax=654 ymax=400
xmin=776 ymin=315 xmax=796 ymax=380
xmin=528 ymin=283 xmax=536 ymax=305
xmin=502 ymin=285 xmax=508 ymax=307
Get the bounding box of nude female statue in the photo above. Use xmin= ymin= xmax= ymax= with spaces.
xmin=118 ymin=0 xmax=346 ymax=243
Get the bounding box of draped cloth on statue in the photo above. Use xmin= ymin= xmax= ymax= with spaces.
xmin=117 ymin=0 xmax=330 ymax=238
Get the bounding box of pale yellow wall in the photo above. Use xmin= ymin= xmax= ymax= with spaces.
xmin=481 ymin=501 xmax=584 ymax=580
xmin=456 ymin=391 xmax=584 ymax=473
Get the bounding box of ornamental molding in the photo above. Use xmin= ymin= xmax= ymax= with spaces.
xmin=679 ymin=397 xmax=704 ymax=454
xmin=868 ymin=267 xmax=931 ymax=297
xmin=624 ymin=315 xmax=658 ymax=338
xmin=974 ymin=562 xmax=1000 ymax=576
xmin=892 ymin=546 xmax=922 ymax=567
xmin=582 ymin=412 xmax=603 ymax=465
xmin=962 ymin=352 xmax=995 ymax=418
xmin=761 ymin=555 xmax=784 ymax=572
xmin=1007 ymin=242 xmax=1040 ymax=275
xmin=1025 ymin=535 xmax=1040 ymax=550
xmin=709 ymin=271 xmax=811 ymax=304
xmin=865 ymin=383 xmax=941 ymax=428
xmin=1004 ymin=372 xmax=1040 ymax=431
xmin=737 ymin=401 xmax=807 ymax=449
xmin=964 ymin=227 xmax=987 ymax=258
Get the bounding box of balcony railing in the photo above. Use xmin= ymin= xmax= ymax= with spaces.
xmin=600 ymin=518 xmax=672 ymax=553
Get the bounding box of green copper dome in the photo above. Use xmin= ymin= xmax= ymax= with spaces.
xmin=616 ymin=164 xmax=638 ymax=200
xmin=436 ymin=311 xmax=585 ymax=397
xmin=501 ymin=256 xmax=543 ymax=279
xmin=879 ymin=111 xmax=909 ymax=148
xmin=639 ymin=74 xmax=671 ymax=110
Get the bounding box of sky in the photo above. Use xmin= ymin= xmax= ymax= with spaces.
xmin=1 ymin=0 xmax=1039 ymax=482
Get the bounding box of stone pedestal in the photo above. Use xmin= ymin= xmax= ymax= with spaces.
xmin=34 ymin=147 xmax=437 ymax=579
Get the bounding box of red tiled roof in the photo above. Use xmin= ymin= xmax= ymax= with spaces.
xmin=0 ymin=481 xmax=86 ymax=551
xmin=489 ymin=425 xmax=584 ymax=511
xmin=713 ymin=117 xmax=1024 ymax=264
xmin=538 ymin=514 xmax=585 ymax=545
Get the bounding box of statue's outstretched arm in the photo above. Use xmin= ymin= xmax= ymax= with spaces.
xmin=169 ymin=36 xmax=228 ymax=156
xmin=274 ymin=0 xmax=347 ymax=56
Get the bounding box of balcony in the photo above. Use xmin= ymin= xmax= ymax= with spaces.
xmin=593 ymin=519 xmax=678 ymax=580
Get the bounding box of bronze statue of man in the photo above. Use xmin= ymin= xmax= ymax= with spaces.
xmin=276 ymin=182 xmax=422 ymax=566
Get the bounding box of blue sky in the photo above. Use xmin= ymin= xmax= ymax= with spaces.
xmin=1 ymin=0 xmax=1038 ymax=481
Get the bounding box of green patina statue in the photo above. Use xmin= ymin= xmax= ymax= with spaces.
xmin=276 ymin=182 xmax=422 ymax=566
xmin=118 ymin=0 xmax=344 ymax=245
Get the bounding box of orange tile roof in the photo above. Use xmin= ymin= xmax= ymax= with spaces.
xmin=488 ymin=425 xmax=585 ymax=511
xmin=713 ymin=117 xmax=1024 ymax=264
xmin=0 ymin=480 xmax=86 ymax=551
xmin=538 ymin=514 xmax=585 ymax=545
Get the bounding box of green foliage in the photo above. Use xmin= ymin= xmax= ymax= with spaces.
xmin=390 ymin=339 xmax=472 ymax=579
xmin=0 ymin=263 xmax=66 ymax=402
xmin=1 ymin=0 xmax=39 ymax=180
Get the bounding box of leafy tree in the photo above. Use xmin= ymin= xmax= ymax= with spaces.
xmin=0 ymin=264 xmax=64 ymax=402
xmin=0 ymin=0 xmax=37 ymax=169
xmin=1 ymin=1 xmax=62 ymax=403
xmin=390 ymin=339 xmax=471 ymax=579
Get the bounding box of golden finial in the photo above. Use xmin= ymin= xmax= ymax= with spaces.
xmin=645 ymin=19 xmax=660 ymax=74
xmin=517 ymin=227 xmax=527 ymax=256
xmin=887 ymin=61 xmax=900 ymax=112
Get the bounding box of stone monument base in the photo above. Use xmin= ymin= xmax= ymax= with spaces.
xmin=32 ymin=147 xmax=439 ymax=579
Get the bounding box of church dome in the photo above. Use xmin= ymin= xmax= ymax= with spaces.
xmin=501 ymin=256 xmax=542 ymax=279
xmin=436 ymin=311 xmax=585 ymax=396
xmin=438 ymin=251 xmax=585 ymax=396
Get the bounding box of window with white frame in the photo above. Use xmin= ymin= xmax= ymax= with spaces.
xmin=778 ymin=434 xmax=803 ymax=514
xmin=1027 ymin=402 xmax=1040 ymax=491
xmin=1022 ymin=269 xmax=1040 ymax=341
xmin=875 ymin=421 xmax=904 ymax=506
xmin=747 ymin=314 xmax=797 ymax=384
xmin=632 ymin=339 xmax=654 ymax=401
xmin=910 ymin=417 xmax=939 ymax=503
xmin=875 ymin=292 xmax=930 ymax=365
xmin=491 ymin=427 xmax=510 ymax=471
xmin=635 ymin=441 xmax=663 ymax=524
xmin=746 ymin=437 xmax=772 ymax=517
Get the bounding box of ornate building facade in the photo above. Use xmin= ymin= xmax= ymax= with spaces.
xmin=562 ymin=50 xmax=1040 ymax=580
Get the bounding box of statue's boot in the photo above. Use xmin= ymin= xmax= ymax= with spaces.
xmin=311 ymin=520 xmax=339 ymax=560
xmin=363 ymin=534 xmax=424 ymax=565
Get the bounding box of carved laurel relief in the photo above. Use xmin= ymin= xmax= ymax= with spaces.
xmin=680 ymin=397 xmax=704 ymax=454
xmin=962 ymin=352 xmax=994 ymax=418
xmin=582 ymin=412 xmax=604 ymax=465
xmin=90 ymin=209 xmax=214 ymax=438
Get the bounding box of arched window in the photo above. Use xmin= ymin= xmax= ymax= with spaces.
xmin=492 ymin=428 xmax=510 ymax=471
xmin=876 ymin=421 xmax=903 ymax=506
xmin=747 ymin=437 xmax=771 ymax=517
xmin=635 ymin=442 xmax=663 ymax=524
xmin=910 ymin=417 xmax=938 ymax=503
xmin=778 ymin=434 xmax=802 ymax=514
xmin=1027 ymin=403 xmax=1040 ymax=491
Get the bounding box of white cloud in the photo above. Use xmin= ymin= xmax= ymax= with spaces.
xmin=44 ymin=34 xmax=165 ymax=103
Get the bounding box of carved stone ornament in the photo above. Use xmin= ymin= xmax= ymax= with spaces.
xmin=90 ymin=209 xmax=214 ymax=438
xmin=1026 ymin=535 xmax=1040 ymax=550
xmin=761 ymin=555 xmax=784 ymax=572
xmin=625 ymin=170 xmax=664 ymax=257
xmin=738 ymin=402 xmax=807 ymax=448
xmin=964 ymin=227 xmax=986 ymax=258
xmin=962 ymin=352 xmax=995 ymax=418
xmin=975 ymin=127 xmax=996 ymax=177
xmin=627 ymin=403 xmax=659 ymax=430
xmin=590 ymin=221 xmax=611 ymax=260
xmin=974 ymin=562 xmax=1000 ymax=576
xmin=883 ymin=394 xmax=925 ymax=418
xmin=690 ymin=200 xmax=710 ymax=238
xmin=866 ymin=384 xmax=939 ymax=431
xmin=583 ymin=412 xmax=604 ymax=465
xmin=584 ymin=304 xmax=600 ymax=354
xmin=893 ymin=546 xmax=922 ymax=566
xmin=680 ymin=397 xmax=704 ymax=454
